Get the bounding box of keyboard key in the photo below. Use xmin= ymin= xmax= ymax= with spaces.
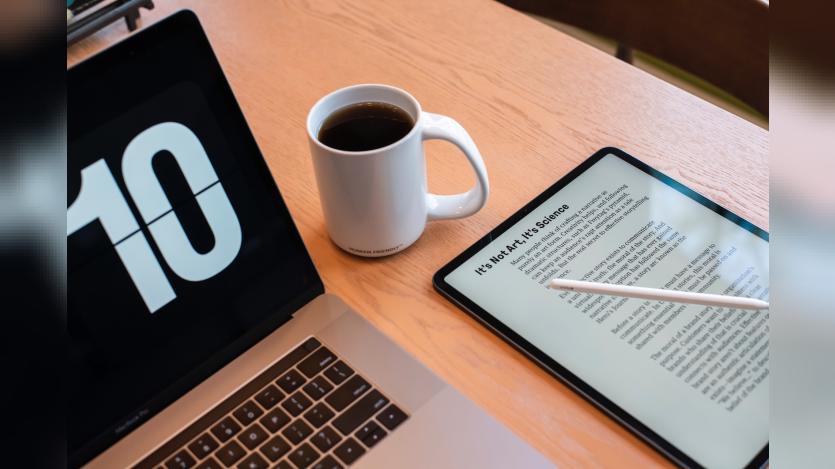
xmin=259 ymin=434 xmax=291 ymax=462
xmin=302 ymin=337 xmax=322 ymax=352
xmin=236 ymin=453 xmax=269 ymax=469
xmin=254 ymin=384 xmax=284 ymax=410
xmin=238 ymin=423 xmax=269 ymax=450
xmin=189 ymin=433 xmax=220 ymax=459
xmin=354 ymin=420 xmax=387 ymax=448
xmin=274 ymin=461 xmax=293 ymax=469
xmin=324 ymin=375 xmax=370 ymax=411
xmin=333 ymin=438 xmax=365 ymax=465
xmin=281 ymin=391 xmax=312 ymax=416
xmin=135 ymin=338 xmax=322 ymax=469
xmin=259 ymin=407 xmax=291 ymax=433
xmin=165 ymin=450 xmax=196 ymax=469
xmin=311 ymin=455 xmax=343 ymax=469
xmin=332 ymin=390 xmax=389 ymax=435
xmin=310 ymin=426 xmax=342 ymax=453
xmin=303 ymin=376 xmax=334 ymax=401
xmin=376 ymin=403 xmax=408 ymax=431
xmin=276 ymin=369 xmax=306 ymax=393
xmin=233 ymin=401 xmax=264 ymax=426
xmin=323 ymin=361 xmax=354 ymax=385
xmin=297 ymin=347 xmax=337 ymax=378
xmin=281 ymin=419 xmax=313 ymax=445
xmin=303 ymin=403 xmax=335 ymax=428
xmin=195 ymin=457 xmax=222 ymax=469
xmin=215 ymin=440 xmax=246 ymax=467
xmin=288 ymin=443 xmax=319 ymax=469
xmin=211 ymin=417 xmax=242 ymax=443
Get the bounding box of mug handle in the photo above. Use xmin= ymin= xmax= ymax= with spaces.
xmin=421 ymin=112 xmax=490 ymax=221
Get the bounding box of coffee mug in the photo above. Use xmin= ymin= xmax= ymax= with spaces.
xmin=306 ymin=84 xmax=489 ymax=257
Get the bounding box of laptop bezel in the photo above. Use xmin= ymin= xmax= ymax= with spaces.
xmin=68 ymin=10 xmax=324 ymax=467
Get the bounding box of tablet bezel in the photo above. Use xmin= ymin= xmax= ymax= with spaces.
xmin=433 ymin=147 xmax=768 ymax=469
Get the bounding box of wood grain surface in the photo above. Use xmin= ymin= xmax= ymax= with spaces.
xmin=68 ymin=1 xmax=768 ymax=467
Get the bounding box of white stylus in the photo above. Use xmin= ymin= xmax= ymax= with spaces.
xmin=547 ymin=278 xmax=769 ymax=310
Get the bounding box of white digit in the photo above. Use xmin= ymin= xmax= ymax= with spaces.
xmin=67 ymin=160 xmax=176 ymax=312
xmin=149 ymin=184 xmax=242 ymax=281
xmin=115 ymin=233 xmax=177 ymax=312
xmin=122 ymin=122 xmax=218 ymax=221
xmin=67 ymin=159 xmax=138 ymax=240
xmin=122 ymin=122 xmax=241 ymax=283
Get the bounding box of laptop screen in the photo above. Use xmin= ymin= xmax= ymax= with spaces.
xmin=67 ymin=11 xmax=323 ymax=466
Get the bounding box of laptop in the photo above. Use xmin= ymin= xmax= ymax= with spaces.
xmin=68 ymin=10 xmax=550 ymax=469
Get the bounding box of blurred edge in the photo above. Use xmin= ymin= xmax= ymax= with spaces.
xmin=0 ymin=1 xmax=66 ymax=468
xmin=771 ymin=0 xmax=835 ymax=467
xmin=0 ymin=0 xmax=832 ymax=467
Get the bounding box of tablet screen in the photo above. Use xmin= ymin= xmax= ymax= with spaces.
xmin=441 ymin=151 xmax=768 ymax=468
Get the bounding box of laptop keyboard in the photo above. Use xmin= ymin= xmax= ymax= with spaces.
xmin=135 ymin=338 xmax=408 ymax=469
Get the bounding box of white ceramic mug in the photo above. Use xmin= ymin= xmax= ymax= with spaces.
xmin=306 ymin=84 xmax=489 ymax=257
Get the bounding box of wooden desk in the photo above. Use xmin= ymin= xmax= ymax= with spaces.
xmin=68 ymin=1 xmax=768 ymax=466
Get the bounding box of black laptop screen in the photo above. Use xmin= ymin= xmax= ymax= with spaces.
xmin=67 ymin=11 xmax=323 ymax=465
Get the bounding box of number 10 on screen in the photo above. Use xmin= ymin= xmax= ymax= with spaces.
xmin=68 ymin=122 xmax=242 ymax=313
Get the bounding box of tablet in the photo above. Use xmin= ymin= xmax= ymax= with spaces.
xmin=434 ymin=147 xmax=768 ymax=469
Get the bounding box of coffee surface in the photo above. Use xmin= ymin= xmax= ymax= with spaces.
xmin=318 ymin=101 xmax=414 ymax=152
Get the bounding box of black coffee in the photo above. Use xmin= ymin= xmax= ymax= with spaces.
xmin=318 ymin=101 xmax=414 ymax=152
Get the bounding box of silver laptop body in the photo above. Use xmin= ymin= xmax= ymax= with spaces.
xmin=85 ymin=293 xmax=551 ymax=469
